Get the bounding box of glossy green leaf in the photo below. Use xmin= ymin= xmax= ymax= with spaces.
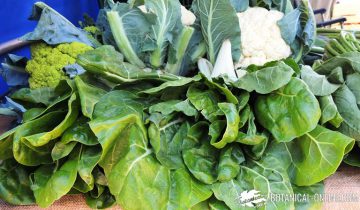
xmin=300 ymin=65 xmax=340 ymax=96
xmin=142 ymin=75 xmax=201 ymax=95
xmin=187 ymin=84 xmax=223 ymax=122
xmin=255 ymin=78 xmax=321 ymax=142
xmin=266 ymin=126 xmax=354 ymax=186
xmin=292 ymin=182 xmax=324 ymax=210
xmin=149 ymin=117 xmax=189 ymax=169
xmin=0 ymin=159 xmax=35 ymax=205
xmin=217 ymin=145 xmax=245 ymax=182
xmin=149 ymin=99 xmax=198 ymax=117
xmin=333 ymin=85 xmax=360 ymax=140
xmin=209 ymin=103 xmax=239 ymax=149
xmin=319 ymin=95 xmax=343 ymax=128
xmin=75 ymin=76 xmax=106 ymax=119
xmin=232 ymin=61 xmax=294 ymax=94
xmin=31 ymin=153 xmax=79 ymax=207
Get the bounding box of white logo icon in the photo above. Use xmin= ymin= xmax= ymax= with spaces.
xmin=238 ymin=190 xmax=267 ymax=207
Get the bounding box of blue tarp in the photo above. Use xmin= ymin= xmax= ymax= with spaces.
xmin=0 ymin=0 xmax=100 ymax=96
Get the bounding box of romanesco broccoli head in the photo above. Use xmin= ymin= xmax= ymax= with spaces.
xmin=25 ymin=42 xmax=93 ymax=89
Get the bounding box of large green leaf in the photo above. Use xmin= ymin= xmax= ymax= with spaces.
xmin=193 ymin=0 xmax=241 ymax=64
xmin=187 ymin=84 xmax=223 ymax=122
xmin=319 ymin=95 xmax=343 ymax=128
xmin=255 ymin=78 xmax=321 ymax=142
xmin=93 ymin=90 xmax=144 ymax=120
xmin=209 ymin=103 xmax=239 ymax=149
xmin=300 ymin=65 xmax=340 ymax=96
xmin=346 ymin=73 xmax=360 ymax=106
xmin=31 ymin=151 xmax=79 ymax=207
xmin=333 ymin=85 xmax=360 ymax=140
xmin=149 ymin=116 xmax=189 ymax=169
xmin=314 ymin=52 xmax=360 ymax=75
xmin=89 ymin=114 xmax=212 ymax=209
xmin=0 ymin=159 xmax=35 ymax=205
xmin=212 ymin=160 xmax=294 ymax=210
xmin=75 ymin=76 xmax=106 ymax=119
xmin=78 ymin=146 xmax=102 ymax=188
xmin=232 ymin=61 xmax=294 ymax=94
xmin=292 ymin=182 xmax=324 ymax=210
xmin=0 ymin=127 xmax=17 ymax=160
xmin=13 ymin=111 xmax=66 ymax=166
xmin=149 ymin=100 xmax=198 ymax=117
xmin=266 ymin=126 xmax=354 ymax=186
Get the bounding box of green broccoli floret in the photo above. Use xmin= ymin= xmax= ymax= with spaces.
xmin=25 ymin=42 xmax=93 ymax=89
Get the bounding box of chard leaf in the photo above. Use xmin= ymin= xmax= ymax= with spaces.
xmin=85 ymin=188 xmax=116 ymax=209
xmin=149 ymin=99 xmax=198 ymax=117
xmin=31 ymin=152 xmax=79 ymax=208
xmin=193 ymin=0 xmax=241 ymax=64
xmin=187 ymin=84 xmax=223 ymax=122
xmin=292 ymin=182 xmax=324 ymax=210
xmin=149 ymin=117 xmax=189 ymax=169
xmin=319 ymin=95 xmax=343 ymax=128
xmin=13 ymin=111 xmax=66 ymax=166
xmin=212 ymin=160 xmax=294 ymax=210
xmin=346 ymin=73 xmax=360 ymax=106
xmin=266 ymin=125 xmax=354 ymax=186
xmin=300 ymin=66 xmax=340 ymax=96
xmin=142 ymin=75 xmax=201 ymax=94
xmin=333 ymin=85 xmax=360 ymax=140
xmin=144 ymin=0 xmax=182 ymax=68
xmin=89 ymin=114 xmax=212 ymax=209
xmin=209 ymin=103 xmax=239 ymax=149
xmin=314 ymin=52 xmax=360 ymax=75
xmin=75 ymin=76 xmax=107 ymax=119
xmin=255 ymin=78 xmax=321 ymax=142
xmin=232 ymin=61 xmax=294 ymax=94
xmin=78 ymin=146 xmax=102 ymax=188
xmin=93 ymin=90 xmax=144 ymax=120
xmin=0 ymin=159 xmax=35 ymax=205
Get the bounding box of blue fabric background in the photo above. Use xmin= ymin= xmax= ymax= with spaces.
xmin=0 ymin=0 xmax=100 ymax=96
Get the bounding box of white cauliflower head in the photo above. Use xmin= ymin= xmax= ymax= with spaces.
xmin=235 ymin=7 xmax=292 ymax=68
xmin=138 ymin=5 xmax=196 ymax=26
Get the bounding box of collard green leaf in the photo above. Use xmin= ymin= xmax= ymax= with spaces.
xmin=194 ymin=0 xmax=241 ymax=64
xmin=300 ymin=65 xmax=340 ymax=96
xmin=21 ymin=2 xmax=94 ymax=46
xmin=75 ymin=76 xmax=106 ymax=119
xmin=333 ymin=85 xmax=360 ymax=140
xmin=106 ymin=3 xmax=150 ymax=67
xmin=217 ymin=144 xmax=245 ymax=182
xmin=232 ymin=61 xmax=294 ymax=94
xmin=187 ymin=84 xmax=223 ymax=122
xmin=266 ymin=125 xmax=354 ymax=186
xmin=319 ymin=95 xmax=343 ymax=128
xmin=60 ymin=118 xmax=99 ymax=146
xmin=51 ymin=141 xmax=77 ymax=161
xmin=31 ymin=154 xmax=79 ymax=208
xmin=0 ymin=159 xmax=35 ymax=205
xmin=255 ymin=78 xmax=321 ymax=142
xmin=236 ymin=110 xmax=267 ymax=146
xmin=209 ymin=103 xmax=239 ymax=149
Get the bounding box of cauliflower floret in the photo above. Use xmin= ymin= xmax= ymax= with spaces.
xmin=138 ymin=5 xmax=196 ymax=26
xmin=235 ymin=7 xmax=292 ymax=68
xmin=25 ymin=42 xmax=93 ymax=89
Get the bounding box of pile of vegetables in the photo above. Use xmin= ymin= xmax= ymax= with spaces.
xmin=0 ymin=0 xmax=359 ymax=209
